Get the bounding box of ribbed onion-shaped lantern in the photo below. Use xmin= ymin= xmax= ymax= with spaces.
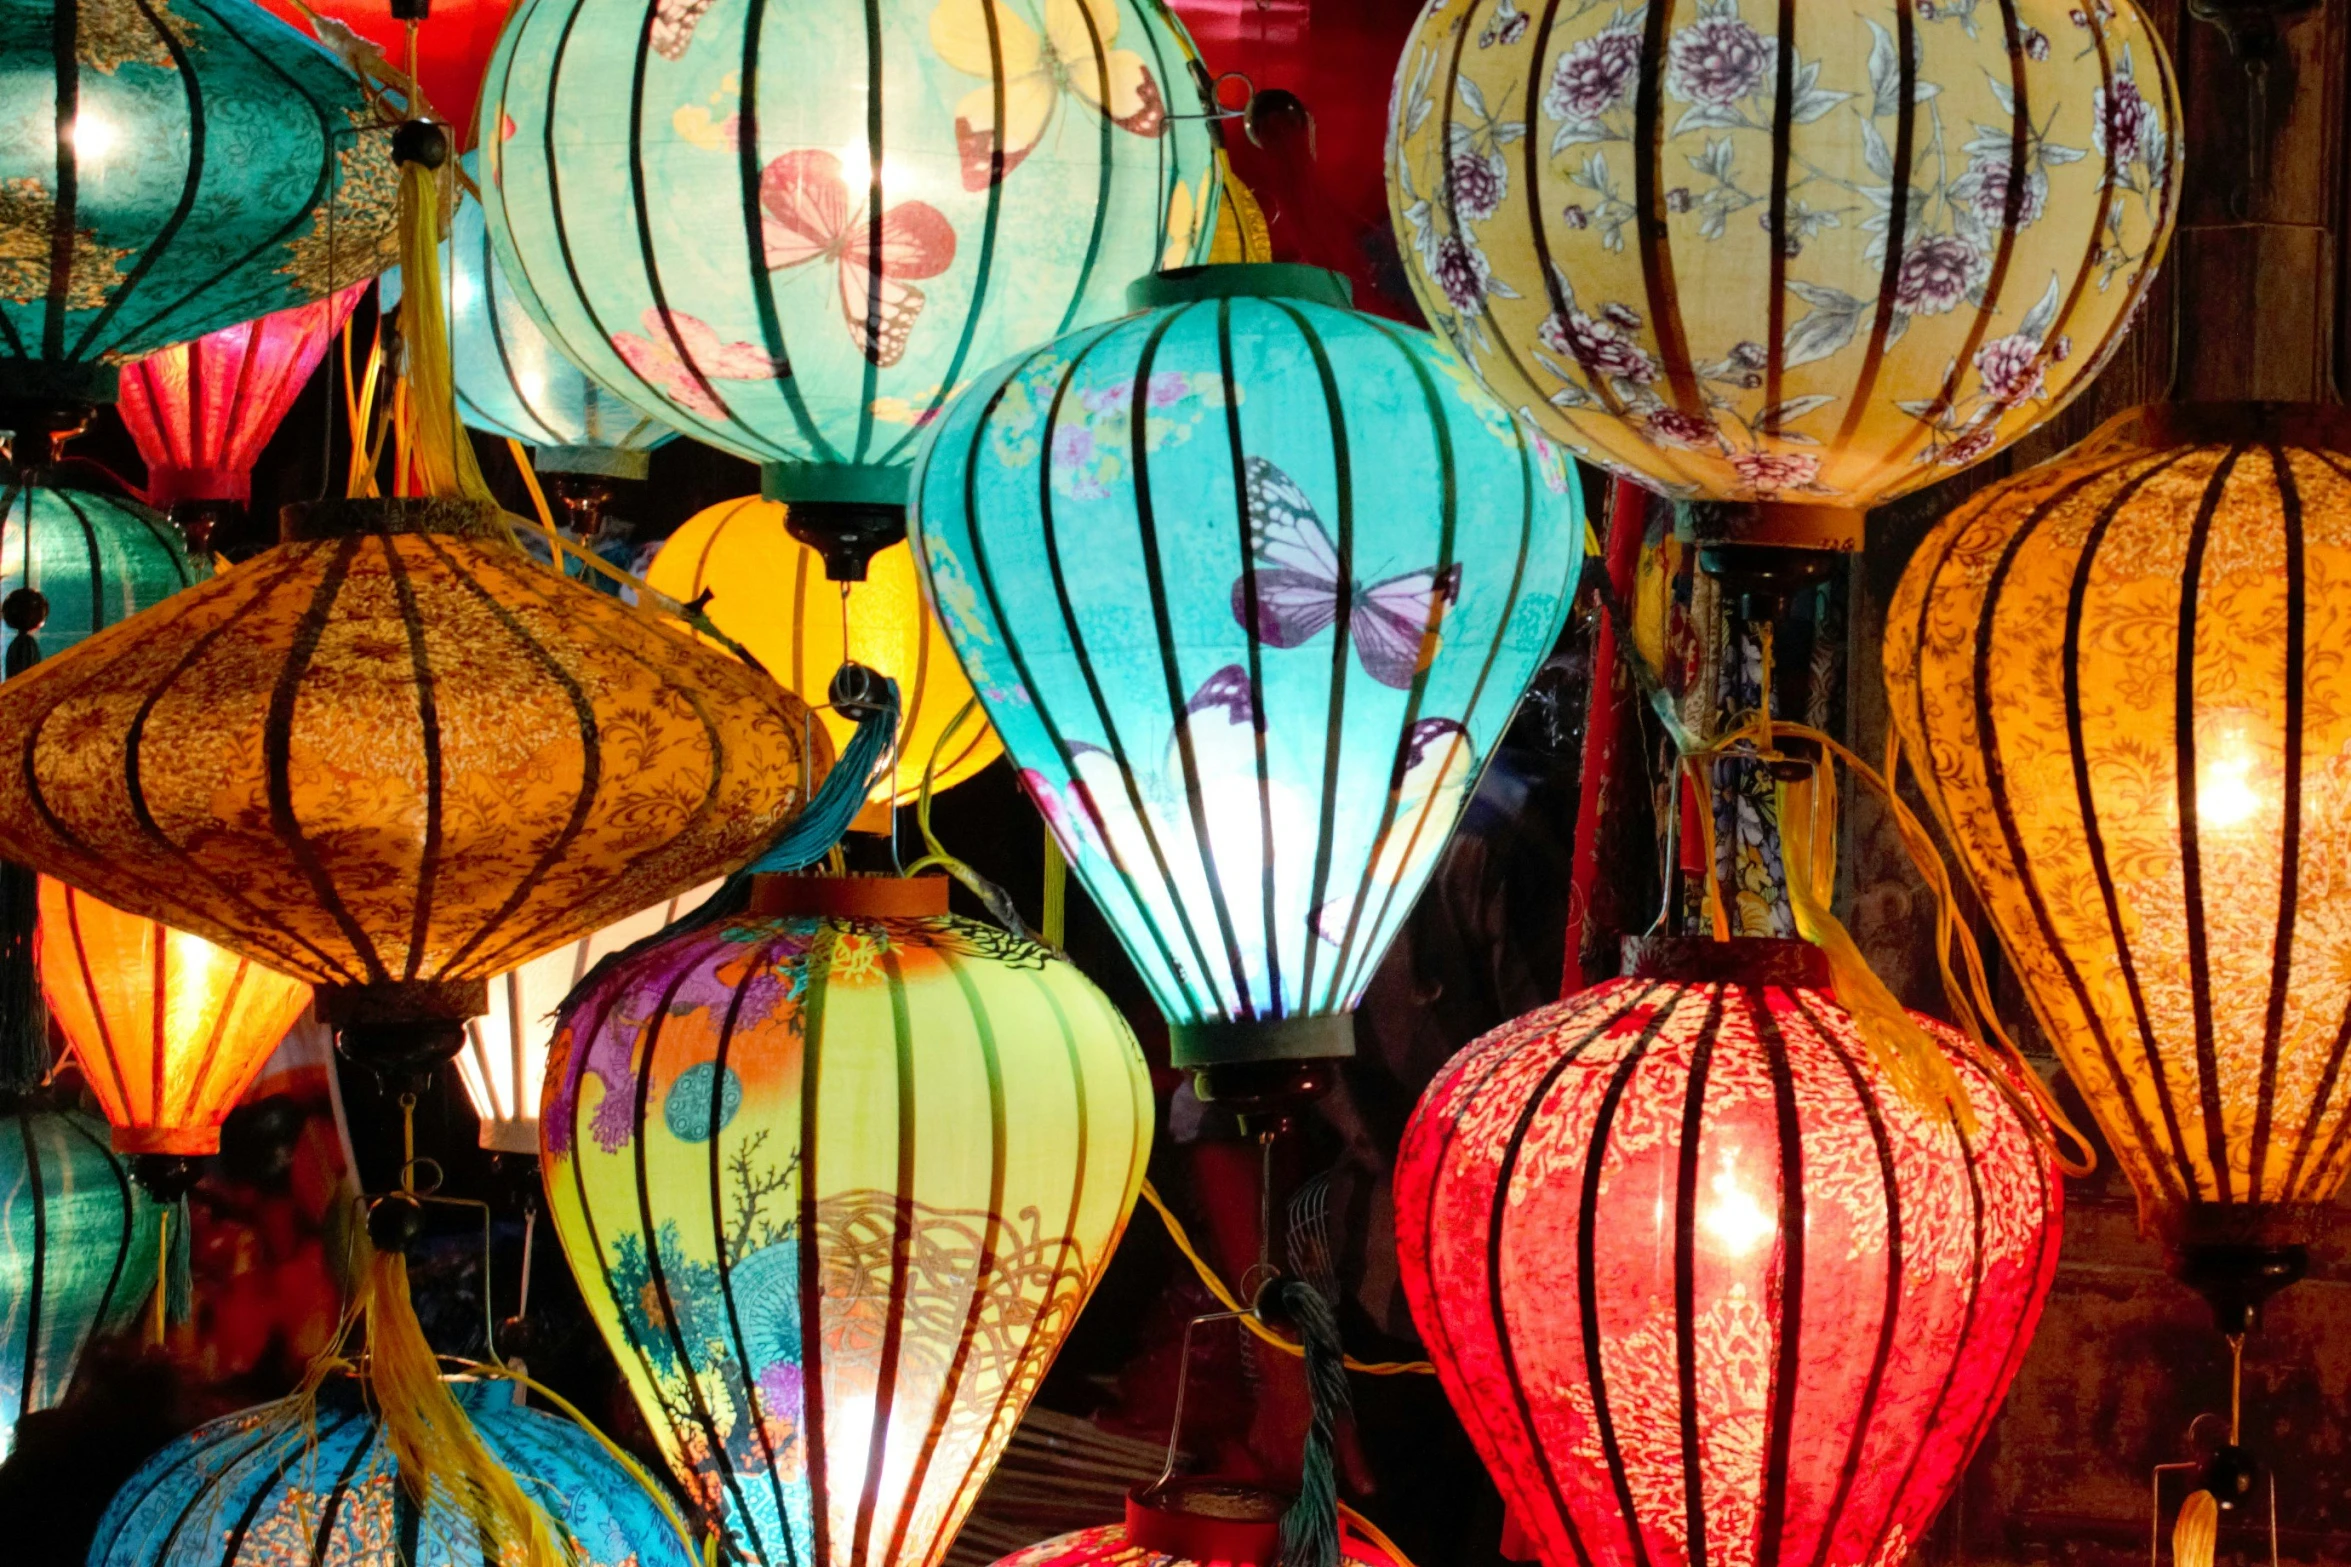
xmin=1884 ymin=404 xmax=2351 ymax=1316
xmin=910 ymin=263 xmax=1582 ymax=1073
xmin=458 ymin=881 xmax=717 ymax=1154
xmin=114 ymin=285 xmax=368 ymax=549
xmin=0 ymin=499 xmax=825 ymax=1069
xmin=0 ymin=1098 xmax=160 ymax=1460
xmin=542 ymin=874 xmax=1152 ymax=1567
xmin=648 ymin=500 xmax=1001 ymax=821
xmin=0 ymin=477 xmax=206 ymax=669
xmin=477 ymin=0 xmax=1220 ymax=520
xmin=0 ymin=0 xmax=397 ymax=408
xmin=38 ymin=876 xmax=312 ymax=1161
xmin=1396 ymin=939 xmax=2060 ymax=1567
xmin=90 ymin=1379 xmax=697 ymax=1567
xmin=993 ymin=1500 xmax=1401 ymax=1567
xmin=1387 ymin=0 xmax=2177 ymax=517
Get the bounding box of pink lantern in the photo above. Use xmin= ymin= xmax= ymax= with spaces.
xmin=1396 ymin=939 xmax=2061 ymax=1567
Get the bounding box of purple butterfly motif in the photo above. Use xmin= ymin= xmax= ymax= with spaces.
xmin=1229 ymin=457 xmax=1463 ymax=690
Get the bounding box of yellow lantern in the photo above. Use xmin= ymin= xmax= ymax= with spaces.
xmin=38 ymin=878 xmax=312 ymax=1166
xmin=1388 ymin=0 xmax=2179 ymax=519
xmin=1884 ymin=404 xmax=2351 ymax=1318
xmin=647 ymin=497 xmax=1001 ymax=823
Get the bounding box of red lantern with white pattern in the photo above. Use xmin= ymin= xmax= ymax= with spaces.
xmin=1395 ymin=938 xmax=2061 ymax=1567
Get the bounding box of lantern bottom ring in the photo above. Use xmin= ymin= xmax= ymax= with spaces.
xmin=535 ymin=443 xmax=652 ymax=481
xmin=1170 ymin=1013 xmax=1355 ymax=1069
xmin=781 ymin=500 xmax=909 ymax=582
xmin=322 ymin=978 xmax=490 ymax=1080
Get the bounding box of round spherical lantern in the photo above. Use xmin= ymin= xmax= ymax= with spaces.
xmin=89 ymin=1378 xmax=697 ymax=1566
xmin=1387 ymin=0 xmax=2178 ymax=513
xmin=909 ymin=263 xmax=1582 ymax=1073
xmin=1884 ymin=403 xmax=2351 ymax=1313
xmin=38 ymin=876 xmax=313 ymax=1164
xmin=476 ymin=0 xmax=1221 ymax=516
xmin=0 ymin=477 xmax=207 ymax=671
xmin=0 ymin=498 xmax=825 ymax=1069
xmin=541 ymin=874 xmax=1152 ymax=1567
xmin=1395 ymin=939 xmax=2061 ymax=1567
xmin=458 ymin=880 xmax=718 ymax=1154
xmin=648 ymin=498 xmax=1002 ymax=818
xmin=0 ymin=1098 xmax=161 ymax=1461
xmin=0 ymin=0 xmax=398 ymax=408
xmin=114 ymin=284 xmax=369 ymax=551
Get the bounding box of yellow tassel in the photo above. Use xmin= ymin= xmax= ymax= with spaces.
xmin=392 ymin=159 xmax=494 ymax=504
xmin=2173 ymin=1489 xmax=2218 ymax=1567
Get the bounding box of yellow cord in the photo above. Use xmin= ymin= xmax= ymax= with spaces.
xmin=1138 ymin=1179 xmax=1433 ymax=1378
xmin=505 ymin=438 xmax=564 ymax=559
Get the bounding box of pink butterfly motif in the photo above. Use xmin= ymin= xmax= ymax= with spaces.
xmin=1229 ymin=457 xmax=1463 ymax=690
xmin=760 ymin=150 xmax=958 ymax=368
xmin=611 ymin=308 xmax=785 ymax=421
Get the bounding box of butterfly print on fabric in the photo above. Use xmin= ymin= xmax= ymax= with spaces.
xmin=1230 ymin=456 xmax=1463 ymax=690
xmin=930 ymin=0 xmax=1169 ymax=191
xmin=651 ymin=0 xmax=716 ymax=59
xmin=611 ymin=308 xmax=785 ymax=420
xmin=760 ymin=149 xmax=958 ymax=368
xmin=1313 ymin=716 xmax=1473 ymax=945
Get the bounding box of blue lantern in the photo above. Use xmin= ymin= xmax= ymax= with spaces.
xmin=0 ymin=1099 xmax=160 ymax=1460
xmin=476 ymin=0 xmax=1221 ymax=518
xmin=0 ymin=0 xmax=398 ymax=409
xmin=90 ymin=1378 xmax=698 ymax=1567
xmin=909 ymin=263 xmax=1585 ymax=1071
xmin=0 ymin=478 xmax=207 ymax=671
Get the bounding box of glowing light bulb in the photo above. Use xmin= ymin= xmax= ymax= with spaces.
xmin=1701 ymin=1159 xmax=1776 ymax=1257
xmin=66 ymin=112 xmax=117 ymax=162
xmin=2197 ymin=747 xmax=2264 ymax=831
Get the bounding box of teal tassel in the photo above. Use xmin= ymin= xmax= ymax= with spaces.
xmin=747 ymin=667 xmax=900 ymax=873
xmin=166 ymin=1196 xmax=194 ymax=1325
xmin=1267 ymin=1278 xmax=1350 ymax=1567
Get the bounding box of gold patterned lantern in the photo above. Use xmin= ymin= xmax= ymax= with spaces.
xmin=1885 ymin=405 xmax=2351 ymax=1316
xmin=1388 ymin=0 xmax=2179 ymax=517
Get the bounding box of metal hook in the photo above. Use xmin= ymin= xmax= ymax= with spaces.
xmin=1149 ymin=1308 xmax=1246 ymax=1495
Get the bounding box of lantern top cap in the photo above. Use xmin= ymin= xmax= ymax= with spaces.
xmin=1128 ymin=264 xmax=1353 ymax=313
xmin=1621 ymin=934 xmax=1832 ymax=988
xmin=2077 ymin=401 xmax=2351 ymax=457
xmin=1127 ymin=1479 xmax=1287 ymax=1566
xmin=280 ymin=497 xmax=507 ymax=544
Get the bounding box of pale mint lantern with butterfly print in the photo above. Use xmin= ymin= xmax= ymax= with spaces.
xmin=475 ymin=0 xmax=1220 ymax=512
xmin=910 ymin=263 xmax=1585 ymax=1069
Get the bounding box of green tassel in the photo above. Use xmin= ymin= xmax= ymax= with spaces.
xmin=1268 ymin=1278 xmax=1349 ymax=1567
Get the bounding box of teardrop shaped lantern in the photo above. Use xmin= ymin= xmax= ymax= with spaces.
xmin=0 ymin=498 xmax=825 ymax=1069
xmin=910 ymin=263 xmax=1582 ymax=1073
xmin=1883 ymin=403 xmax=2351 ymax=1317
xmin=542 ymin=874 xmax=1152 ymax=1567
xmin=458 ymin=881 xmax=718 ymax=1154
xmin=648 ymin=499 xmax=1001 ymax=820
xmin=0 ymin=477 xmax=207 ymax=670
xmin=0 ymin=1097 xmax=161 ymax=1460
xmin=1396 ymin=939 xmax=2060 ymax=1567
xmin=90 ymin=1378 xmax=697 ymax=1567
xmin=477 ymin=0 xmax=1221 ymax=520
xmin=38 ymin=876 xmax=312 ymax=1162
xmin=114 ymin=285 xmax=369 ymax=551
xmin=1387 ymin=0 xmax=2178 ymax=515
xmin=0 ymin=0 xmax=398 ymax=409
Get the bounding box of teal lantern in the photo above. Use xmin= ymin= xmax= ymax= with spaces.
xmin=0 ymin=0 xmax=398 ymax=412
xmin=0 ymin=477 xmax=207 ymax=672
xmin=477 ymin=0 xmax=1220 ymax=557
xmin=89 ymin=1378 xmax=697 ymax=1566
xmin=909 ymin=264 xmax=1585 ymax=1074
xmin=387 ymin=156 xmax=677 ymax=483
xmin=0 ymin=1098 xmax=160 ymax=1460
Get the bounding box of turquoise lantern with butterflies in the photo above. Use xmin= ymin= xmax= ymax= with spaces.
xmin=477 ymin=0 xmax=1219 ymax=564
xmin=910 ymin=263 xmax=1584 ymax=1075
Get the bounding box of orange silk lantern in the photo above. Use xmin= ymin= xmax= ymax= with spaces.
xmin=38 ymin=877 xmax=312 ymax=1163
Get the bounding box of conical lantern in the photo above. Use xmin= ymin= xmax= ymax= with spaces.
xmin=38 ymin=876 xmax=313 ymax=1163
xmin=0 ymin=0 xmax=397 ymax=410
xmin=0 ymin=498 xmax=826 ymax=1069
xmin=1396 ymin=939 xmax=2060 ymax=1567
xmin=114 ymin=285 xmax=369 ymax=552
xmin=541 ymin=874 xmax=1152 ymax=1567
xmin=0 ymin=1097 xmax=162 ymax=1460
xmin=90 ymin=1378 xmax=697 ymax=1566
xmin=0 ymin=475 xmax=206 ymax=669
xmin=909 ymin=263 xmax=1582 ymax=1074
xmin=476 ymin=0 xmax=1221 ymax=521
xmin=1883 ymin=403 xmax=2351 ymax=1316
xmin=648 ymin=500 xmax=1001 ymax=821
xmin=458 ymin=881 xmax=718 ymax=1154
xmin=1386 ymin=0 xmax=2178 ymax=516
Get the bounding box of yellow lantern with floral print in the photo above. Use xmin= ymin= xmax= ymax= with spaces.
xmin=1387 ymin=0 xmax=2178 ymax=517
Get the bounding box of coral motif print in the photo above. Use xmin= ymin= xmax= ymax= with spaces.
xmin=760 ymin=150 xmax=957 ymax=367
xmin=1389 ymin=0 xmax=2179 ymax=507
xmin=930 ymin=0 xmax=1168 ymax=190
